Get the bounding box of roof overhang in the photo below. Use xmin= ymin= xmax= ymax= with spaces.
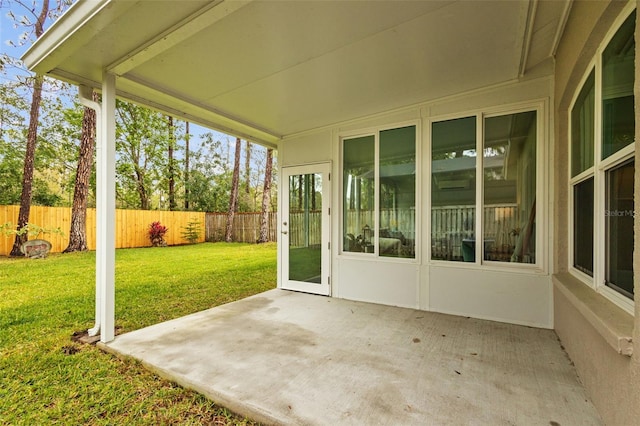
xmin=22 ymin=0 xmax=572 ymax=148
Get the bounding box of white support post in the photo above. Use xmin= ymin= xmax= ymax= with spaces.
xmin=98 ymin=73 xmax=116 ymax=343
xmin=80 ymin=85 xmax=102 ymax=338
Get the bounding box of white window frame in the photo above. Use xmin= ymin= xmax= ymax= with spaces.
xmin=338 ymin=120 xmax=421 ymax=263
xmin=568 ymin=64 xmax=597 ymax=286
xmin=427 ymin=100 xmax=547 ymax=273
xmin=427 ymin=112 xmax=480 ymax=266
xmin=568 ymin=4 xmax=636 ymax=315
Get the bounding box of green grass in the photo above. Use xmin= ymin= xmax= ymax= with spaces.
xmin=289 ymin=246 xmax=321 ymax=283
xmin=0 ymin=242 xmax=276 ymax=425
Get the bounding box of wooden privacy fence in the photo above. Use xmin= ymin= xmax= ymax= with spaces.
xmin=2 ymin=204 xmax=521 ymax=257
xmin=431 ymin=204 xmax=519 ymax=261
xmin=0 ymin=205 xmax=206 ymax=256
xmin=205 ymin=212 xmax=278 ymax=243
xmin=288 ymin=211 xmax=321 ymax=247
xmin=344 ymin=209 xmax=417 ymax=241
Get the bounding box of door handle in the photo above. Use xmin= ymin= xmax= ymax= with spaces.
xmin=281 ymin=231 xmax=288 ymax=235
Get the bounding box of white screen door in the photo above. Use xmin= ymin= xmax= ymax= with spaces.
xmin=281 ymin=163 xmax=331 ymax=295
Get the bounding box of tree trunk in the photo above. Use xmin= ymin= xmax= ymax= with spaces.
xmin=245 ymin=140 xmax=251 ymax=194
xmin=298 ymin=175 xmax=303 ymax=210
xmin=258 ymin=148 xmax=273 ymax=243
xmin=184 ymin=121 xmax=190 ymax=210
xmin=63 ymin=91 xmax=97 ymax=253
xmin=135 ymin=167 xmax=150 ymax=210
xmin=167 ymin=116 xmax=176 ymax=211
xmin=225 ymin=137 xmax=242 ymax=242
xmin=311 ymin=174 xmax=316 ymax=211
xmin=9 ymin=0 xmax=50 ymax=256
xmin=9 ymin=75 xmax=43 ymax=256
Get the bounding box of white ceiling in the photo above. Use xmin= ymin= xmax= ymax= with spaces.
xmin=23 ymin=0 xmax=571 ymax=147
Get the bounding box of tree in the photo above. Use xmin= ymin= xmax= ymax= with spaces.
xmin=0 ymin=90 xmax=75 ymax=206
xmin=34 ymin=84 xmax=82 ymax=206
xmin=245 ymin=139 xmax=251 ymax=194
xmin=298 ymin=175 xmax=303 ymax=210
xmin=10 ymin=0 xmax=51 ymax=256
xmin=63 ymin=91 xmax=97 ymax=252
xmin=184 ymin=121 xmax=190 ymax=210
xmin=225 ymin=137 xmax=242 ymax=242
xmin=184 ymin=133 xmax=229 ymax=212
xmin=0 ymin=77 xmax=28 ymax=204
xmin=0 ymin=74 xmax=27 ymax=142
xmin=242 ymin=144 xmax=270 ymax=212
xmin=115 ymin=100 xmax=168 ymax=209
xmin=167 ymin=115 xmax=177 ymax=211
xmin=258 ymin=148 xmax=273 ymax=243
xmin=311 ymin=174 xmax=316 ymax=210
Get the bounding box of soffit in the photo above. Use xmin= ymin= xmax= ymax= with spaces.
xmin=23 ymin=0 xmax=571 ymax=146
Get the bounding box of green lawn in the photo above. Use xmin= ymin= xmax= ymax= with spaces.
xmin=0 ymin=242 xmax=276 ymax=425
xmin=289 ymin=246 xmax=321 ymax=283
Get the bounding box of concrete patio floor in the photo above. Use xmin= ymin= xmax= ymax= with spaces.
xmin=101 ymin=289 xmax=602 ymax=425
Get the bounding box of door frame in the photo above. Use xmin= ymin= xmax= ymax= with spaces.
xmin=279 ymin=162 xmax=332 ymax=295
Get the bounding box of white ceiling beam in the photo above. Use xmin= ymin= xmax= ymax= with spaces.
xmin=43 ymin=68 xmax=102 ymax=89
xmin=550 ymin=0 xmax=573 ymax=58
xmin=518 ymin=0 xmax=538 ymax=78
xmin=46 ymin=67 xmax=280 ymax=147
xmin=107 ymin=0 xmax=253 ymax=76
xmin=119 ymin=74 xmax=281 ymax=148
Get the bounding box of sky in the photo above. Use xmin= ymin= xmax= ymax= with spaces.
xmin=0 ymin=0 xmax=38 ymax=85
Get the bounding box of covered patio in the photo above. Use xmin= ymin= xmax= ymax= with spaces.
xmin=101 ymin=289 xmax=601 ymax=425
xmin=22 ymin=1 xmax=640 ymax=423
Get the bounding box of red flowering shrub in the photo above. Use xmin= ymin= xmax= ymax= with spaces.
xmin=148 ymin=221 xmax=168 ymax=247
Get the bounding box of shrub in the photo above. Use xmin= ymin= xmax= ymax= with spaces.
xmin=181 ymin=219 xmax=202 ymax=244
xmin=0 ymin=222 xmax=64 ymax=239
xmin=1 ymin=222 xmax=65 ymax=259
xmin=148 ymin=221 xmax=168 ymax=247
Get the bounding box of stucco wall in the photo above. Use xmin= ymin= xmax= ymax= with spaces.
xmin=279 ymin=130 xmax=333 ymax=167
xmin=278 ymin=74 xmax=555 ymax=327
xmin=554 ymin=285 xmax=637 ymax=425
xmin=553 ymin=1 xmax=640 ymax=424
xmin=554 ymin=0 xmax=618 ymax=273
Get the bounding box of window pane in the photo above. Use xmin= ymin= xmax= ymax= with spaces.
xmin=573 ymin=178 xmax=594 ymax=276
xmin=606 ymin=159 xmax=634 ymax=299
xmin=289 ymin=173 xmax=322 ymax=283
xmin=379 ymin=126 xmax=416 ymax=258
xmin=343 ymin=135 xmax=375 ymax=253
xmin=484 ymin=111 xmax=537 ymax=264
xmin=602 ymin=11 xmax=635 ymax=159
xmin=571 ymin=70 xmax=595 ymax=176
xmin=431 ymin=117 xmax=476 ymax=261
